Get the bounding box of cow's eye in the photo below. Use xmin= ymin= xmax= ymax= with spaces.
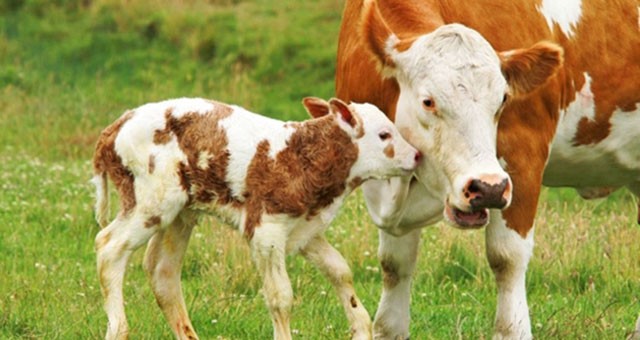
xmin=501 ymin=93 xmax=509 ymax=105
xmin=378 ymin=131 xmax=391 ymax=141
xmin=422 ymin=98 xmax=436 ymax=110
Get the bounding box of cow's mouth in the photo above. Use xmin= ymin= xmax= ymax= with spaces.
xmin=444 ymin=202 xmax=488 ymax=229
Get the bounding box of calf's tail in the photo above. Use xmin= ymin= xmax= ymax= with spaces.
xmin=91 ymin=172 xmax=110 ymax=228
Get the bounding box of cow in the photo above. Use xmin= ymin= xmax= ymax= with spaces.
xmin=335 ymin=0 xmax=640 ymax=339
xmin=91 ymin=96 xmax=421 ymax=340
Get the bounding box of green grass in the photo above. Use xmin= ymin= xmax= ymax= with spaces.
xmin=1 ymin=1 xmax=639 ymax=339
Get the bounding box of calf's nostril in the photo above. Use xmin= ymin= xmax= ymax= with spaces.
xmin=414 ymin=151 xmax=422 ymax=163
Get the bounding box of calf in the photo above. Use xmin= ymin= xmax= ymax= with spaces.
xmin=92 ymin=97 xmax=421 ymax=340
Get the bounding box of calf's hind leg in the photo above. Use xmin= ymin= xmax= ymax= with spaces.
xmin=143 ymin=212 xmax=199 ymax=340
xmin=301 ymin=235 xmax=372 ymax=340
xmin=95 ymin=213 xmax=159 ymax=340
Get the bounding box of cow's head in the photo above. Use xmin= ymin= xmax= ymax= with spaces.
xmin=361 ymin=0 xmax=563 ymax=228
xmin=303 ymin=97 xmax=422 ymax=181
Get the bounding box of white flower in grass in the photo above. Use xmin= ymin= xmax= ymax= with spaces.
xmin=292 ymin=329 xmax=300 ymax=335
xmin=365 ymin=266 xmax=379 ymax=273
xmin=211 ymin=319 xmax=218 ymax=324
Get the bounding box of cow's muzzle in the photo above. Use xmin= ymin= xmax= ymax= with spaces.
xmin=444 ymin=174 xmax=512 ymax=229
xmin=464 ymin=177 xmax=511 ymax=210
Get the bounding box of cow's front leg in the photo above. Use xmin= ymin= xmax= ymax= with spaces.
xmin=486 ymin=210 xmax=534 ymax=340
xmin=373 ymin=229 xmax=421 ymax=340
xmin=301 ymin=235 xmax=372 ymax=340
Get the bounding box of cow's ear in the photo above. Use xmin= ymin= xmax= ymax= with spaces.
xmin=500 ymin=41 xmax=563 ymax=96
xmin=360 ymin=0 xmax=415 ymax=75
xmin=329 ymin=98 xmax=361 ymax=131
xmin=302 ymin=97 xmax=331 ymax=118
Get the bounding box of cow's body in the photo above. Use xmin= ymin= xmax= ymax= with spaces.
xmin=92 ymin=97 xmax=420 ymax=340
xmin=336 ymin=0 xmax=640 ymax=338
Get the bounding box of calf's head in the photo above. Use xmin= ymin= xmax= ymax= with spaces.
xmin=303 ymin=97 xmax=421 ymax=182
xmin=362 ymin=1 xmax=563 ymax=228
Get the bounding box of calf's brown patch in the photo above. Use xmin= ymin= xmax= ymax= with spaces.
xmin=93 ymin=110 xmax=136 ymax=215
xmin=148 ymin=154 xmax=156 ymax=174
xmin=243 ymin=115 xmax=359 ymax=239
xmin=159 ymin=102 xmax=239 ymax=207
xmin=383 ymin=144 xmax=394 ymax=158
xmin=144 ymin=215 xmax=162 ymax=228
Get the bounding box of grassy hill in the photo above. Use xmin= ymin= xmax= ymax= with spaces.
xmin=0 ymin=0 xmax=342 ymax=161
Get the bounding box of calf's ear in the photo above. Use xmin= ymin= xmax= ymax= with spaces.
xmin=302 ymin=97 xmax=331 ymax=118
xmin=500 ymin=41 xmax=563 ymax=96
xmin=328 ymin=98 xmax=360 ymax=129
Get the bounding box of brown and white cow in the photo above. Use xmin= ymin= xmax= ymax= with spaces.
xmin=336 ymin=0 xmax=640 ymax=339
xmin=92 ymin=97 xmax=421 ymax=340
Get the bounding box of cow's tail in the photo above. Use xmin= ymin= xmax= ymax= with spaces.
xmin=91 ymin=172 xmax=109 ymax=228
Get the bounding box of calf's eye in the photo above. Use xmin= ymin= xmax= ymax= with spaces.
xmin=378 ymin=131 xmax=391 ymax=141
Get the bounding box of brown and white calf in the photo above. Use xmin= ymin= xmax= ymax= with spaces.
xmin=92 ymin=96 xmax=421 ymax=340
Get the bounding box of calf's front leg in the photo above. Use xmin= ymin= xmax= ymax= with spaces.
xmin=301 ymin=235 xmax=372 ymax=340
xmin=252 ymin=223 xmax=293 ymax=340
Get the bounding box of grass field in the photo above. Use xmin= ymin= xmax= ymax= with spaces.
xmin=1 ymin=1 xmax=639 ymax=339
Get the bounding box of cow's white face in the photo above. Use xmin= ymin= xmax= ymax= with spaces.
xmin=392 ymin=25 xmax=511 ymax=228
xmin=361 ymin=2 xmax=562 ymax=228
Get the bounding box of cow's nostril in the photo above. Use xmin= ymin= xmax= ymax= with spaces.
xmin=467 ymin=179 xmax=482 ymax=194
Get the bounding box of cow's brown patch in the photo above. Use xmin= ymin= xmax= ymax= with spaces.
xmin=144 ymin=215 xmax=161 ymax=228
xmin=380 ymin=257 xmax=399 ymax=289
xmin=94 ymin=110 xmax=136 ymax=215
xmin=243 ymin=115 xmax=359 ymax=239
xmin=350 ymin=295 xmax=358 ymax=308
xmin=567 ymin=1 xmax=640 ymax=146
xmin=148 ymin=154 xmax=156 ymax=174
